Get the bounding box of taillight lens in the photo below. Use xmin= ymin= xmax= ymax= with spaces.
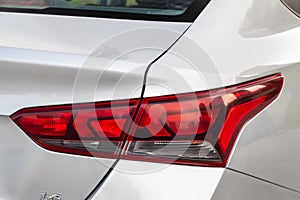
xmin=11 ymin=100 xmax=138 ymax=158
xmin=124 ymin=74 xmax=283 ymax=166
xmin=11 ymin=74 xmax=283 ymax=167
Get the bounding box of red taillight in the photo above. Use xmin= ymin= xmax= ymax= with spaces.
xmin=11 ymin=100 xmax=138 ymax=158
xmin=11 ymin=74 xmax=283 ymax=167
xmin=124 ymin=74 xmax=283 ymax=166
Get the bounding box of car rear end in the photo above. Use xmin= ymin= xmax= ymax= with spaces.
xmin=1 ymin=0 xmax=300 ymax=199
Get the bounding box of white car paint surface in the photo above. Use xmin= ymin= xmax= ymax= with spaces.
xmin=0 ymin=12 xmax=190 ymax=200
xmin=0 ymin=0 xmax=300 ymax=199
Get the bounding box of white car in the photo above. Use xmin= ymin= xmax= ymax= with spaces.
xmin=0 ymin=0 xmax=300 ymax=199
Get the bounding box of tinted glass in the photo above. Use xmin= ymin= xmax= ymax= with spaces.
xmin=0 ymin=0 xmax=195 ymax=16
xmin=282 ymin=0 xmax=300 ymax=16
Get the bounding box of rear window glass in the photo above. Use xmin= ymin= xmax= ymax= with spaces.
xmin=282 ymin=0 xmax=300 ymax=17
xmin=0 ymin=0 xmax=195 ymax=16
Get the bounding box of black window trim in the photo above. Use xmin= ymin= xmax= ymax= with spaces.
xmin=0 ymin=0 xmax=210 ymax=22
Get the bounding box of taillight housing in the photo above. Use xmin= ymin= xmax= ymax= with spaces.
xmin=11 ymin=74 xmax=283 ymax=167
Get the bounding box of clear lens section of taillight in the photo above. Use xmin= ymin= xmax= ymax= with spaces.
xmin=11 ymin=74 xmax=283 ymax=167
